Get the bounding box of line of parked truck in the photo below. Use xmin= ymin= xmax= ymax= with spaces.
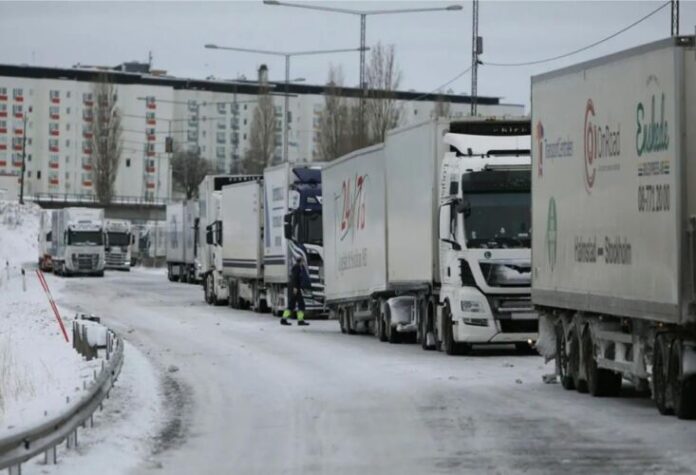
xmin=38 ymin=208 xmax=143 ymax=276
xmin=164 ymin=36 xmax=696 ymax=419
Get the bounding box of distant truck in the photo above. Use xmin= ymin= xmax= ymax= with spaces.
xmin=263 ymin=163 xmax=325 ymax=315
xmin=52 ymin=207 xmax=105 ymax=277
xmin=104 ymin=219 xmax=132 ymax=271
xmin=38 ymin=209 xmax=54 ymax=271
xmin=198 ymin=175 xmax=259 ymax=304
xmin=166 ymin=201 xmax=199 ymax=283
xmin=532 ymin=36 xmax=696 ymax=418
xmin=322 ymin=118 xmax=536 ymax=352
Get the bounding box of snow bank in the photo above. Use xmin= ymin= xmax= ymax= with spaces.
xmin=0 ymin=201 xmax=100 ymax=436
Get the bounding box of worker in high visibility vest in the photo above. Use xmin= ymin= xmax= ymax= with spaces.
xmin=281 ymin=256 xmax=311 ymax=326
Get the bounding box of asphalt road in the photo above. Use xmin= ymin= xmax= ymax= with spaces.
xmin=58 ymin=269 xmax=696 ymax=475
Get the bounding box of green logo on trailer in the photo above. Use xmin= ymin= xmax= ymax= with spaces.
xmin=546 ymin=197 xmax=557 ymax=271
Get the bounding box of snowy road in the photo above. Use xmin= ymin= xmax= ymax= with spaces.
xmin=55 ymin=269 xmax=696 ymax=474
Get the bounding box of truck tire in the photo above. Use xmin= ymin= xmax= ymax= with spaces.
xmin=346 ymin=308 xmax=356 ymax=335
xmin=556 ymin=322 xmax=575 ymax=390
xmin=443 ymin=303 xmax=470 ymax=356
xmin=338 ymin=309 xmax=347 ymax=334
xmin=421 ymin=302 xmax=435 ymax=351
xmin=204 ymin=275 xmax=214 ymax=305
xmin=670 ymin=339 xmax=696 ymax=420
xmin=653 ymin=333 xmax=673 ymax=415
xmin=386 ymin=305 xmax=399 ymax=344
xmin=584 ymin=330 xmax=621 ymax=397
xmin=167 ymin=265 xmax=178 ymax=282
xmin=570 ymin=330 xmax=588 ymax=393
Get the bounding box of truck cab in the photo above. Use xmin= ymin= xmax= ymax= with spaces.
xmin=435 ymin=121 xmax=537 ymax=353
xmin=104 ymin=219 xmax=132 ymax=271
xmin=53 ymin=207 xmax=106 ymax=277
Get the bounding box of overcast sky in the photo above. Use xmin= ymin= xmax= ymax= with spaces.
xmin=2 ymin=1 xmax=695 ymax=109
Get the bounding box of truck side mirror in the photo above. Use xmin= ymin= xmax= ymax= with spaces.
xmin=131 ymin=234 xmax=135 ymax=245
xmin=206 ymin=226 xmax=213 ymax=245
xmin=456 ymin=199 xmax=471 ymax=218
xmin=284 ymin=214 xmax=293 ymax=240
xmin=438 ymin=202 xmax=462 ymax=251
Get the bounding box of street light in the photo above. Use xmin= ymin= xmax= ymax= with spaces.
xmin=205 ymin=43 xmax=366 ymax=163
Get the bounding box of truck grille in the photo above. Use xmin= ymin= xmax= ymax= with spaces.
xmin=106 ymin=252 xmax=127 ymax=267
xmin=76 ymin=254 xmax=98 ymax=270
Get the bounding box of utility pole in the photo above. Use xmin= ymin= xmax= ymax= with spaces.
xmin=19 ymin=106 xmax=31 ymax=205
xmin=671 ymin=0 xmax=679 ymax=36
xmin=470 ymin=0 xmax=480 ymax=116
xmin=359 ymin=13 xmax=367 ymax=139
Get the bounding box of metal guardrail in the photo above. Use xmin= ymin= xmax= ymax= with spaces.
xmin=0 ymin=320 xmax=124 ymax=474
xmin=29 ymin=193 xmax=172 ymax=207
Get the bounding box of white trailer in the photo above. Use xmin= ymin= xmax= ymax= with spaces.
xmin=323 ymin=118 xmax=536 ymax=352
xmin=263 ymin=163 xmax=325 ymax=315
xmin=531 ymin=36 xmax=696 ymax=418
xmin=198 ymin=175 xmax=260 ymax=305
xmin=221 ymin=179 xmax=266 ymax=310
xmin=166 ymin=201 xmax=199 ymax=283
xmin=104 ymin=219 xmax=132 ymax=271
xmin=38 ymin=209 xmax=53 ymax=271
xmin=52 ymin=207 xmax=105 ymax=277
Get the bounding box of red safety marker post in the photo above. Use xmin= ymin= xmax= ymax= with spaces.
xmin=36 ymin=269 xmax=69 ymax=343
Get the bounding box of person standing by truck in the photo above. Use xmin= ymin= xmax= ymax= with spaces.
xmin=281 ymin=257 xmax=310 ymax=326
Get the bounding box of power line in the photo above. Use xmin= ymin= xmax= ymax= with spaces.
xmin=406 ymin=66 xmax=473 ymax=103
xmin=485 ymin=0 xmax=670 ymax=67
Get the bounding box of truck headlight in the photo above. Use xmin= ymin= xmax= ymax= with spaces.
xmin=460 ymin=300 xmax=483 ymax=313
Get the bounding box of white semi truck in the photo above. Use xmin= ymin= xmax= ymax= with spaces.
xmin=166 ymin=201 xmax=199 ymax=283
xmin=51 ymin=207 xmax=105 ymax=277
xmin=322 ymin=118 xmax=537 ymax=353
xmin=263 ymin=163 xmax=325 ymax=315
xmin=104 ymin=219 xmax=132 ymax=271
xmin=220 ymin=179 xmax=266 ymax=310
xmin=198 ymin=175 xmax=260 ymax=305
xmin=38 ymin=209 xmax=54 ymax=271
xmin=532 ymin=36 xmax=696 ymax=418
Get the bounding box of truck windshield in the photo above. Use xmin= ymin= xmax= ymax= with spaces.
xmin=107 ymin=232 xmax=130 ymax=247
xmin=298 ymin=211 xmax=322 ymax=246
xmin=68 ymin=230 xmax=104 ymax=246
xmin=463 ymin=192 xmax=531 ymax=249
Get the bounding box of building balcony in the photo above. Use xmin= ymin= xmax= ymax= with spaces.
xmin=49 ymin=162 xmax=59 ymax=169
xmin=146 ymin=134 xmax=156 ymax=141
xmin=13 ymin=145 xmax=22 ymax=151
xmin=82 ymin=164 xmax=92 ymax=171
xmin=146 ymin=182 xmax=155 ymax=189
xmin=49 ymin=178 xmax=59 ymax=185
xmin=14 ymin=96 xmax=23 ymax=103
xmin=49 ymin=146 xmax=59 ymax=152
xmin=0 ymin=127 xmax=6 ymax=134
xmin=51 ymin=98 xmax=60 ymax=105
xmin=145 ymin=166 xmax=155 ymax=173
xmin=13 ymin=128 xmax=22 ymax=135
xmin=0 ymin=111 xmax=6 ymax=118
xmin=146 ymin=119 xmax=156 ymax=125
xmin=83 ymin=180 xmax=92 ymax=187
xmin=0 ymin=144 xmax=6 ymax=151
xmin=14 ymin=113 xmax=23 ymax=119
xmin=83 ymin=148 xmax=92 ymax=155
xmin=146 ymin=103 xmax=156 ymax=110
xmin=50 ymin=113 xmax=60 ymax=120
xmin=0 ymin=159 xmax=6 ymax=167
xmin=0 ymin=94 xmax=6 ymax=101
xmin=50 ymin=130 xmax=59 ymax=136
xmin=83 ymin=132 xmax=93 ymax=139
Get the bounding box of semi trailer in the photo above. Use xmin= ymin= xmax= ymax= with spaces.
xmin=532 ymin=35 xmax=696 ymax=418
xmin=166 ymin=201 xmax=199 ymax=282
xmin=38 ymin=209 xmax=53 ymax=271
xmin=263 ymin=163 xmax=325 ymax=315
xmin=322 ymin=118 xmax=537 ymax=353
xmin=198 ymin=175 xmax=260 ymax=305
xmin=104 ymin=219 xmax=132 ymax=271
xmin=51 ymin=207 xmax=105 ymax=276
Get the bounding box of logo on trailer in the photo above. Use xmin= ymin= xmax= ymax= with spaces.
xmin=583 ymin=99 xmax=621 ymax=193
xmin=636 ymin=75 xmax=669 ymax=157
xmin=338 ymin=174 xmax=368 ymax=241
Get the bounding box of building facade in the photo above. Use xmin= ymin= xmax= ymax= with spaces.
xmin=0 ymin=62 xmax=524 ymax=202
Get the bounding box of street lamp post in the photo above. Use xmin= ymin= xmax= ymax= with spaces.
xmin=263 ymin=1 xmax=462 ymax=131
xmin=205 ymin=44 xmax=366 ymax=163
xmin=19 ymin=106 xmax=32 ymax=205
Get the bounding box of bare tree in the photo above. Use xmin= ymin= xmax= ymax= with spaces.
xmin=89 ymin=74 xmax=122 ymax=204
xmin=243 ymin=84 xmax=276 ymax=173
xmin=433 ymin=91 xmax=451 ymax=118
xmin=317 ymin=66 xmax=365 ymax=161
xmin=171 ymin=146 xmax=212 ymax=199
xmin=364 ymin=42 xmax=403 ymax=144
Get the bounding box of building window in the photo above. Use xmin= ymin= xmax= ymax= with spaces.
xmin=12 ymin=105 xmax=23 ymax=117
xmin=126 ymin=158 xmax=131 ymax=167
xmin=65 ymin=139 xmax=70 ymax=148
xmin=37 ymin=171 xmax=41 ymax=179
xmin=49 ymin=106 xmax=60 ymax=119
xmin=12 ymin=88 xmax=23 ymax=100
xmin=216 ymin=146 xmax=225 ymax=159
xmin=0 ymin=104 xmax=7 ymax=116
xmin=216 ymin=132 xmax=225 ymax=144
xmin=65 ymin=155 xmax=70 ymax=163
xmin=243 ymin=104 xmax=247 ymax=110
xmin=66 ymin=123 xmax=70 ymax=131
xmin=83 ymin=93 xmax=93 ymax=105
xmin=145 ymin=96 xmax=156 ymax=109
xmin=187 ymin=130 xmax=197 ymax=142
xmin=0 ymin=87 xmax=7 ymax=98
xmin=202 ymin=130 xmax=206 ymax=138
xmin=243 ymin=133 xmax=247 ymax=140
xmin=66 ymin=91 xmax=71 ymax=98
xmin=188 ymin=100 xmax=197 ymax=112
xmin=217 ymin=103 xmax=226 ymax=114
xmin=66 ymin=107 xmax=70 ymax=115
xmin=146 ymin=111 xmax=156 ymax=124
xmin=49 ymin=90 xmax=60 ymax=102
xmin=217 ymin=120 xmax=226 ymax=130
xmin=243 ymin=119 xmax=247 ymax=125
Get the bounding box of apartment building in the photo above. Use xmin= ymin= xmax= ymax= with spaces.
xmin=0 ymin=62 xmax=523 ymax=202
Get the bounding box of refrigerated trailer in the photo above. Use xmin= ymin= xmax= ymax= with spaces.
xmin=104 ymin=219 xmax=132 ymax=271
xmin=166 ymin=201 xmax=199 ymax=283
xmin=323 ymin=118 xmax=536 ymax=353
xmin=38 ymin=209 xmax=53 ymax=271
xmin=199 ymin=175 xmax=260 ymax=305
xmin=52 ymin=207 xmax=105 ymax=276
xmin=531 ymin=36 xmax=696 ymax=418
xmin=263 ymin=163 xmax=325 ymax=315
xmin=221 ymin=179 xmax=266 ymax=310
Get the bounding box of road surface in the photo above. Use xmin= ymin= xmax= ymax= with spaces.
xmin=55 ymin=269 xmax=696 ymax=474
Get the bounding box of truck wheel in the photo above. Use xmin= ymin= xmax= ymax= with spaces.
xmin=556 ymin=323 xmax=575 ymax=390
xmin=443 ymin=304 xmax=469 ymax=356
xmin=204 ymin=275 xmax=214 ymax=305
xmin=378 ymin=311 xmax=387 ymax=342
xmin=421 ymin=302 xmax=435 ymax=351
xmin=570 ymin=330 xmax=588 ymax=393
xmin=386 ymin=306 xmax=399 ymax=344
xmin=653 ymin=333 xmax=673 ymax=415
xmin=338 ymin=309 xmax=347 ymax=334
xmin=670 ymin=339 xmax=696 ymax=420
xmin=584 ymin=329 xmax=621 ymax=397
xmin=346 ymin=309 xmax=356 ymax=335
